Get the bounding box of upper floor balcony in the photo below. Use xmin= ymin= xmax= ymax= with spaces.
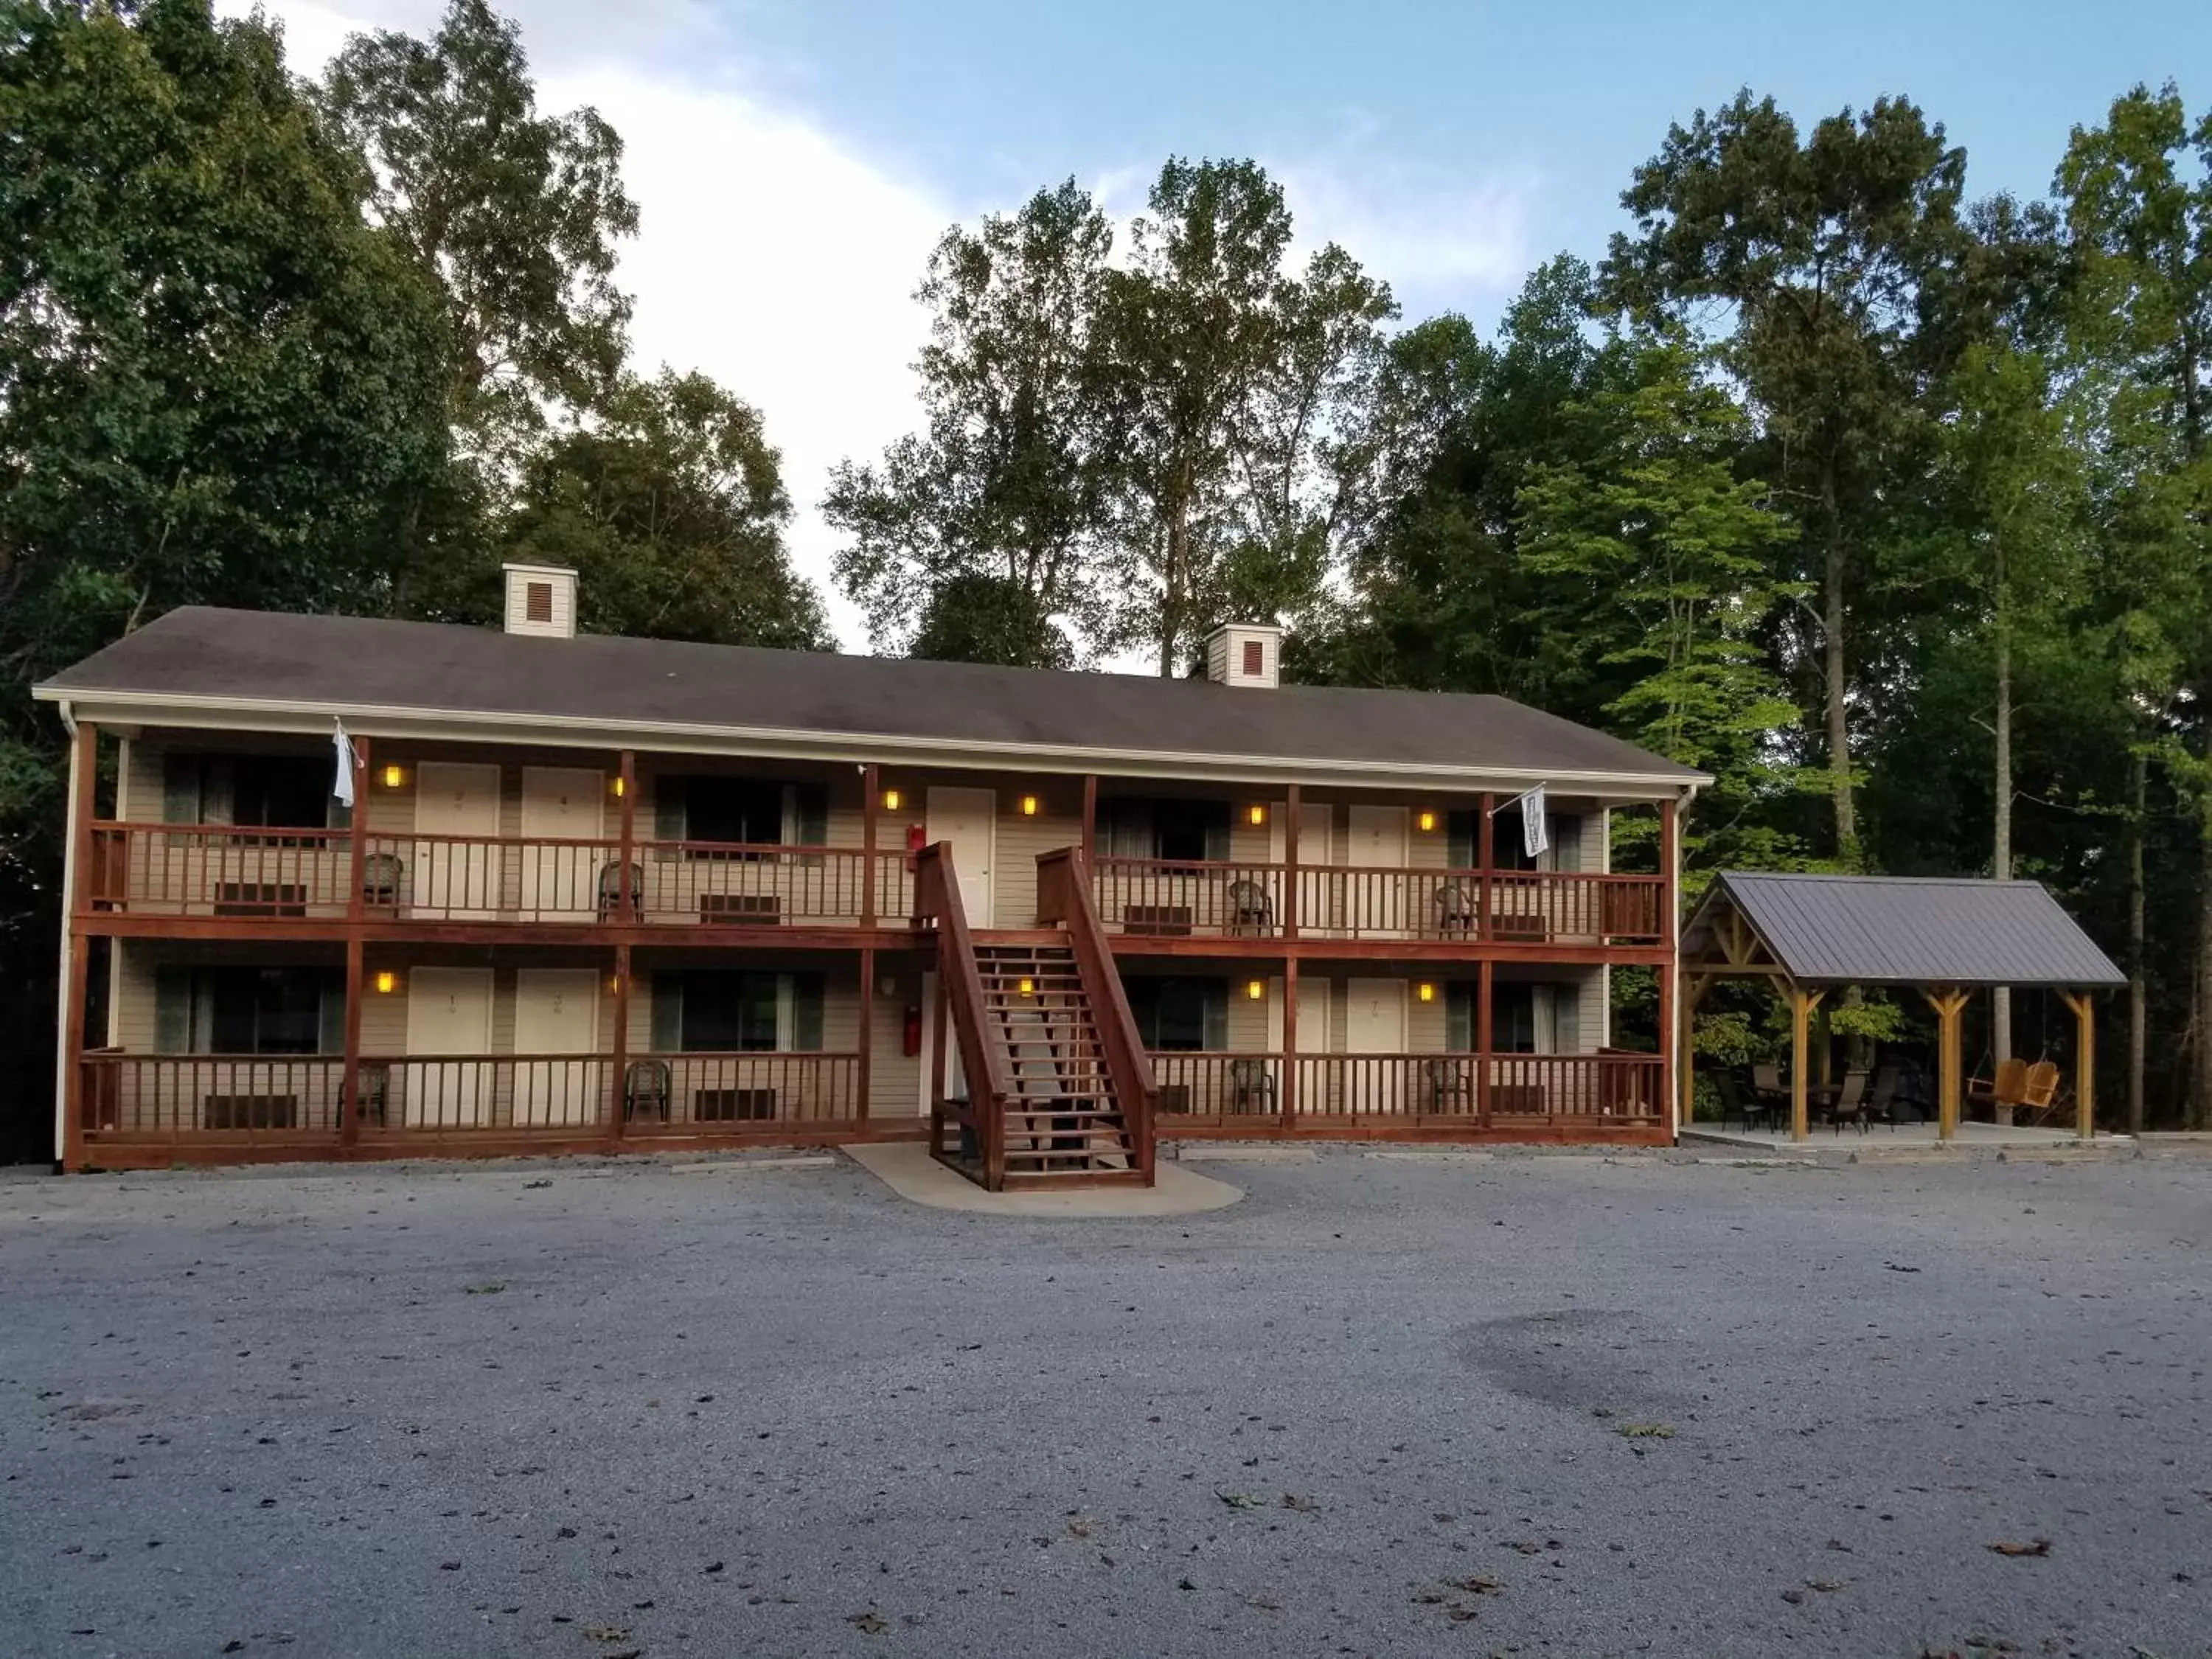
xmin=80 ymin=741 xmax=1674 ymax=953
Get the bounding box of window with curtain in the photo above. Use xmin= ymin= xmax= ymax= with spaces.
xmin=658 ymin=779 xmax=830 ymax=858
xmin=1098 ymin=799 xmax=1231 ymax=864
xmin=1124 ymin=977 xmax=1228 ymax=1051
xmin=164 ymin=754 xmax=345 ymax=832
xmin=155 ymin=967 xmax=339 ymax=1054
xmin=657 ymin=971 xmax=826 ymax=1052
xmin=1494 ymin=813 xmax=1582 ymax=873
xmin=1447 ymin=981 xmax=1537 ymax=1052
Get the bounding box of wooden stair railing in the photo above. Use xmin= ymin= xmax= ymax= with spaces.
xmin=913 ymin=843 xmax=1015 ymax=1188
xmin=1037 ymin=847 xmax=1158 ymax=1183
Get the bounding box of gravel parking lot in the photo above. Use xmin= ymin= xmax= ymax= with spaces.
xmin=1 ymin=1148 xmax=2208 ymax=1658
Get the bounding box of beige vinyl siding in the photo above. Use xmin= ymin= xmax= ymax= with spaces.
xmin=992 ymin=785 xmax=1082 ymax=928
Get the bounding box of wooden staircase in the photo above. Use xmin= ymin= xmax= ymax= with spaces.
xmin=970 ymin=932 xmax=1139 ymax=1181
xmin=914 ymin=846 xmax=1157 ymax=1191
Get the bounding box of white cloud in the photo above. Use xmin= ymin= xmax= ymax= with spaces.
xmin=226 ymin=0 xmax=953 ymax=650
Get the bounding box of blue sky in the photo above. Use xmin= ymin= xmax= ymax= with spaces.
xmin=251 ymin=0 xmax=2210 ymax=646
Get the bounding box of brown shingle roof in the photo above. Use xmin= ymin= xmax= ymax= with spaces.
xmin=35 ymin=606 xmax=1704 ymax=785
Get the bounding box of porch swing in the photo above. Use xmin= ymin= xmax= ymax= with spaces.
xmin=1966 ymin=990 xmax=2065 ymax=1124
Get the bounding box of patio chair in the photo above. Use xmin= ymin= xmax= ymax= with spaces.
xmin=1714 ymin=1069 xmax=1772 ymax=1133
xmin=1750 ymin=1062 xmax=1788 ymax=1119
xmin=1425 ymin=1056 xmax=1475 ymax=1113
xmin=1826 ymin=1067 xmax=1872 ymax=1135
xmin=1224 ymin=877 xmax=1275 ymax=934
xmin=1228 ymin=1057 xmax=1276 ymax=1115
xmin=624 ymin=1060 xmax=670 ymax=1124
xmin=360 ymin=851 xmax=403 ymax=908
xmin=1432 ymin=878 xmax=1477 ymax=936
xmin=598 ymin=859 xmax=644 ymax=922
xmin=1866 ymin=1064 xmax=1904 ymax=1130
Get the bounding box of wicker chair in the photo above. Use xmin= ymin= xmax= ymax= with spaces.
xmin=624 ymin=1060 xmax=671 ymax=1123
xmin=598 ymin=860 xmax=644 ymax=921
xmin=360 ymin=852 xmax=403 ymax=908
xmin=1425 ymin=1056 xmax=1475 ymax=1113
xmin=1228 ymin=1057 xmax=1277 ymax=1114
xmin=1433 ymin=877 xmax=1477 ymax=935
xmin=1225 ymin=877 xmax=1276 ymax=934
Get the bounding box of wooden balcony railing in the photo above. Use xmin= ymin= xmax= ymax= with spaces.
xmin=1096 ymin=859 xmax=1666 ymax=944
xmin=1147 ymin=1050 xmax=1666 ymax=1125
xmin=78 ymin=1050 xmax=863 ymax=1143
xmin=83 ymin=823 xmax=915 ymax=930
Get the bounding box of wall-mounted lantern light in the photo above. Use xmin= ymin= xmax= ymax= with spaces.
xmin=881 ymin=787 xmax=902 ymax=813
xmin=374 ymin=970 xmax=397 ymax=995
xmin=1018 ymin=977 xmax=1035 ymax=998
xmin=1416 ymin=810 xmax=1437 ymax=833
xmin=1246 ymin=979 xmax=1266 ymax=1001
xmin=1020 ymin=794 xmax=1040 ymax=818
xmin=611 ymin=776 xmax=626 ymax=799
xmin=382 ymin=764 xmax=405 ymax=790
xmin=1247 ymin=804 xmax=1267 ymax=827
xmin=1417 ymin=981 xmax=1436 ymax=1004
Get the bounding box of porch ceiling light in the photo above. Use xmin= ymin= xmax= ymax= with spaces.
xmin=374 ymin=970 xmax=397 ymax=995
xmin=382 ymin=764 xmax=404 ymax=789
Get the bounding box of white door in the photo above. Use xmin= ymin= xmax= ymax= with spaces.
xmin=512 ymin=969 xmax=599 ymax=1126
xmin=1345 ymin=976 xmax=1408 ymax=1114
xmin=1346 ymin=806 xmax=1410 ymax=936
xmin=1270 ymin=801 xmax=1335 ymax=934
xmin=413 ymin=762 xmax=501 ymax=919
xmin=926 ymin=787 xmax=996 ymax=927
xmin=520 ymin=767 xmax=603 ymax=921
xmin=403 ymin=967 xmax=493 ymax=1127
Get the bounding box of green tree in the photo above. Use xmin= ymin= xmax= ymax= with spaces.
xmin=317 ymin=0 xmax=639 ymax=465
xmin=2053 ymin=83 xmax=2212 ymax=1124
xmin=1100 ymin=157 xmax=1395 ymax=674
xmin=1516 ymin=335 xmax=1806 ymax=872
xmin=503 ymin=370 xmax=831 ymax=649
xmin=824 ymin=181 xmax=1116 ymax=664
xmin=0 ymin=0 xmax=452 ymax=1155
xmin=1602 ymin=91 xmax=1968 ymax=867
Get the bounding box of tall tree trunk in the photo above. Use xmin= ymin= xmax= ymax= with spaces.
xmin=2128 ymin=744 xmax=2147 ymax=1135
xmin=1820 ymin=462 xmax=1857 ymax=867
xmin=1991 ymin=552 xmax=2013 ymax=1076
xmin=1158 ymin=498 xmax=1186 ymax=678
xmin=2197 ymin=772 xmax=2212 ymax=1130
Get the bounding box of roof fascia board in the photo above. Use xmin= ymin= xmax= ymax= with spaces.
xmin=37 ymin=686 xmax=1705 ymax=799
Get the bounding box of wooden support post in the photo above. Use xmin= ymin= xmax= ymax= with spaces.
xmin=1283 ymin=783 xmax=1300 ymax=939
xmin=616 ymin=749 xmax=636 ymax=920
xmin=1477 ymin=792 xmax=1495 ymax=942
xmin=1923 ymin=987 xmax=1969 ymax=1141
xmin=341 ymin=936 xmax=365 ymax=1148
xmin=860 ymin=763 xmax=879 ymax=928
xmin=2062 ymin=991 xmax=2096 ymax=1141
xmin=59 ymin=721 xmax=97 ymax=1172
xmin=1475 ymin=957 xmax=1494 ymax=1127
xmin=1678 ymin=975 xmax=1707 ymax=1133
xmin=930 ymin=970 xmax=949 ymax=1155
xmin=1280 ymin=956 xmax=1298 ymax=1129
xmin=608 ymin=944 xmax=632 ymax=1145
xmin=1789 ymin=984 xmax=1826 ymax=1142
xmin=857 ymin=945 xmax=875 ymax=1124
xmin=1660 ymin=793 xmax=1682 ymax=1133
xmin=1080 ymin=773 xmax=1097 ymax=865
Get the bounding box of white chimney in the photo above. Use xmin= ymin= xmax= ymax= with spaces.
xmin=1204 ymin=622 xmax=1282 ymax=689
xmin=503 ymin=563 xmax=577 ymax=639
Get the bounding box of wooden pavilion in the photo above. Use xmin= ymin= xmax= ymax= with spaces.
xmin=1678 ymin=874 xmax=2127 ymax=1141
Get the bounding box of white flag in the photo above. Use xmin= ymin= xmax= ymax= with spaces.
xmin=1521 ymin=784 xmax=1548 ymax=861
xmin=331 ymin=718 xmax=358 ymax=809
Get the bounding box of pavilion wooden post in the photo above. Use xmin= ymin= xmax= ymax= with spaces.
xmin=2061 ymin=991 xmax=2096 ymax=1141
xmin=1679 ymin=974 xmax=1710 ymax=1132
xmin=1923 ymin=988 xmax=1969 ymax=1141
xmin=1789 ymin=985 xmax=1825 ymax=1142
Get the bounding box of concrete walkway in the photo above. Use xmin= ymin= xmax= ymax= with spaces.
xmin=1683 ymin=1120 xmax=2120 ymax=1154
xmin=842 ymin=1140 xmax=1245 ymax=1216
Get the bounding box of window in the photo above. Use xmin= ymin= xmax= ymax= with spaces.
xmin=156 ymin=967 xmax=338 ymax=1054
xmin=1126 ymin=977 xmax=1228 ymax=1051
xmin=1495 ymin=813 xmax=1579 ymax=873
xmin=1447 ymin=981 xmax=1537 ymax=1053
xmin=526 ymin=581 xmax=553 ymax=623
xmin=658 ymin=778 xmax=830 ymax=856
xmin=164 ymin=754 xmax=341 ymax=832
xmin=657 ymin=971 xmax=825 ymax=1052
xmin=1099 ymin=798 xmax=1231 ymax=865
